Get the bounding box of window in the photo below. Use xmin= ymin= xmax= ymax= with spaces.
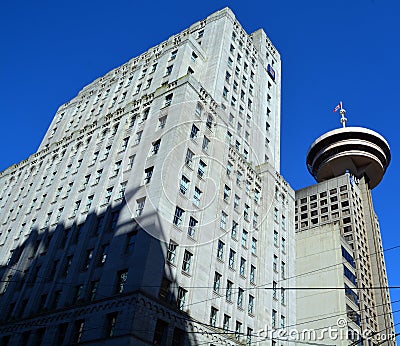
xmin=84 ymin=195 xmax=94 ymax=212
xmin=237 ymin=288 xmax=244 ymax=308
xmin=281 ymin=261 xmax=286 ymax=278
xmin=229 ymin=249 xmax=236 ymax=268
xmin=151 ymin=139 xmax=161 ymax=155
xmin=177 ymin=287 xmax=187 ymax=310
xmin=202 ymin=136 xmax=210 ymax=152
xmin=251 ymin=237 xmax=257 ymax=255
xmin=116 ymin=269 xmax=128 ymax=293
xmin=182 ymin=250 xmax=193 ymax=273
xmin=153 ymin=319 xmax=168 ymax=345
xmin=223 ymin=185 xmax=231 ymax=201
xmin=179 ymin=176 xmax=190 ymax=195
xmin=135 ymin=197 xmax=146 ymax=216
xmin=191 ymin=51 xmax=198 ymax=62
xmin=135 ymin=131 xmax=142 ymax=145
xmin=105 ymin=312 xmax=118 ymax=338
xmin=226 ymin=131 xmax=232 ymax=144
xmin=94 ymin=169 xmax=103 ymax=185
xmin=82 ymin=174 xmax=90 ymax=189
xmin=73 ymin=284 xmax=83 ymax=304
xmin=213 ymin=272 xmax=221 ymax=293
xmin=274 ymin=230 xmax=278 ymax=246
xmin=281 ymin=237 xmax=286 ymax=253
xmin=166 ymin=65 xmax=173 ymax=76
xmin=99 ymin=243 xmax=109 ymax=266
xmin=159 ymin=277 xmax=171 ymax=301
xmin=190 ymin=124 xmax=199 ymax=139
xmin=226 ymin=280 xmax=233 ymax=301
xmin=72 ymin=200 xmax=81 ymax=217
xmin=193 ymin=187 xmax=201 ymax=206
xmin=195 ymin=102 xmax=203 ymax=117
xmin=217 ymin=240 xmax=224 ymax=260
xmin=167 ymin=242 xmax=177 ymax=264
xmin=234 ymin=194 xmax=240 ymax=209
xmin=135 ymin=83 xmax=142 ymax=94
xmin=240 ymin=257 xmax=246 ymax=276
xmin=231 ymin=221 xmax=238 ymax=238
xmin=198 ymin=160 xmax=206 ymax=178
xmin=104 ymin=187 xmax=113 ymax=204
xmin=144 ymin=166 xmax=154 ymax=184
xmin=241 ymin=230 xmax=248 ymax=248
xmin=227 ymin=161 xmax=233 ymax=176
xmin=272 ymin=310 xmax=277 ymax=328
xmin=244 ymin=204 xmax=250 ymax=221
xmin=220 ymin=211 xmax=227 ymax=230
xmin=210 ymin=307 xmax=218 ymax=327
xmin=90 ymin=280 xmax=99 ymax=301
xmin=223 ymin=87 xmax=229 ymax=99
xmin=236 ymin=170 xmax=242 ymax=185
xmin=103 ymin=145 xmax=111 ymax=160
xmin=72 ymin=319 xmax=85 ymax=344
xmin=235 ymin=321 xmax=242 ymax=340
xmin=273 ymin=281 xmax=277 ymax=299
xmin=188 ymin=217 xmax=198 ymax=237
xmin=250 ymin=265 xmax=256 ymax=284
xmin=82 ymin=249 xmax=93 ymax=271
xmin=281 ymin=288 xmax=285 ymax=305
xmin=151 ymin=63 xmax=157 ymax=73
xmin=225 ymin=71 xmax=231 ymax=83
xmin=273 ymin=255 xmax=278 ymax=272
xmin=248 ymin=295 xmax=254 ymax=314
xmin=281 ymin=315 xmax=285 ymax=328
xmin=125 ymin=231 xmax=137 ymax=253
xmin=185 ymin=149 xmax=194 ymax=167
xmin=223 ymin=314 xmax=231 ymax=331
xmin=253 ymin=212 xmax=258 ymax=228
xmin=173 ymin=206 xmax=184 ymax=226
xmin=117 ymin=181 xmax=127 ymax=199
xmin=158 ymin=116 xmax=167 ymax=129
xmin=206 ymin=114 xmax=213 ymax=129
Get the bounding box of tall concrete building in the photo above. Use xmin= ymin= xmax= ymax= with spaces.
xmin=295 ymin=111 xmax=396 ymax=345
xmin=0 ymin=8 xmax=295 ymax=345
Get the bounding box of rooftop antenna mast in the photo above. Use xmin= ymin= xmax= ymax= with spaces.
xmin=334 ymin=101 xmax=347 ymax=128
xmin=340 ymin=107 xmax=347 ymax=128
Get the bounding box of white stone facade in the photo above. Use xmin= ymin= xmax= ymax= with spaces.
xmin=0 ymin=8 xmax=294 ymax=346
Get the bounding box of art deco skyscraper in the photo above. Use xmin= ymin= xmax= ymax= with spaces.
xmin=0 ymin=8 xmax=295 ymax=345
xmin=295 ymin=109 xmax=396 ymax=345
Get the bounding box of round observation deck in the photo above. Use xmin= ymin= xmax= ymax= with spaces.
xmin=306 ymin=127 xmax=391 ymax=189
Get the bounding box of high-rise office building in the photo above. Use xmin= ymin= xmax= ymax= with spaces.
xmin=295 ymin=111 xmax=396 ymax=345
xmin=0 ymin=8 xmax=295 ymax=345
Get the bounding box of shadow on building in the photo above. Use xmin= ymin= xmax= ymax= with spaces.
xmin=0 ymin=186 xmax=197 ymax=345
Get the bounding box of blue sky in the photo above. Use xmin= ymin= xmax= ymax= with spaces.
xmin=1 ymin=0 xmax=399 ymax=339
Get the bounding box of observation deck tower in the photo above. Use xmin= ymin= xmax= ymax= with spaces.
xmin=306 ymin=107 xmax=391 ymax=189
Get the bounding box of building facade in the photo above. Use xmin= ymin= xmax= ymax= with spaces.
xmin=0 ymin=8 xmax=295 ymax=345
xmin=295 ymin=125 xmax=396 ymax=345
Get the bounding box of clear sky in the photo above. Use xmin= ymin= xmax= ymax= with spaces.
xmin=1 ymin=0 xmax=399 ymax=339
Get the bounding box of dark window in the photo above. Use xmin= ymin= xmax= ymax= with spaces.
xmin=71 ymin=319 xmax=85 ymax=344
xmin=125 ymin=231 xmax=137 ymax=253
xmin=159 ymin=277 xmax=171 ymax=301
xmin=56 ymin=323 xmax=68 ymax=345
xmin=153 ymin=319 xmax=168 ymax=345
xmin=105 ymin=312 xmax=118 ymax=337
xmin=172 ymin=328 xmax=185 ymax=346
xmin=116 ymin=270 xmax=128 ymax=294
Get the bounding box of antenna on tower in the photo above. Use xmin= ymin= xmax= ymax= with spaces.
xmin=339 ymin=107 xmax=347 ymax=128
xmin=333 ymin=101 xmax=347 ymax=128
